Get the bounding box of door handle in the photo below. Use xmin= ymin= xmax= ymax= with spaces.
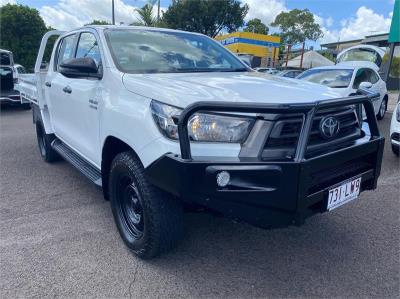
xmin=62 ymin=86 xmax=72 ymax=94
xmin=45 ymin=81 xmax=51 ymax=87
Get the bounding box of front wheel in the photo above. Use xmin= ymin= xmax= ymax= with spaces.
xmin=109 ymin=151 xmax=184 ymax=259
xmin=376 ymin=98 xmax=387 ymax=120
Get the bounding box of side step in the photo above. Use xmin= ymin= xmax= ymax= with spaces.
xmin=51 ymin=139 xmax=102 ymax=187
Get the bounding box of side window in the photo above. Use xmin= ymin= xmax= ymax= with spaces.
xmin=17 ymin=66 xmax=26 ymax=74
xmin=56 ymin=34 xmax=76 ymax=70
xmin=367 ymin=69 xmax=379 ymax=84
xmin=75 ymin=32 xmax=101 ymax=68
xmin=353 ymin=68 xmax=367 ymax=89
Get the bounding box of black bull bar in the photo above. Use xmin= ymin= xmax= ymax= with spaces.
xmin=146 ymin=91 xmax=384 ymax=228
xmin=177 ymin=91 xmax=381 ymax=161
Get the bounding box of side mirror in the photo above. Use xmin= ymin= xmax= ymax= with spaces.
xmin=359 ymin=81 xmax=372 ymax=89
xmin=59 ymin=57 xmax=101 ymax=79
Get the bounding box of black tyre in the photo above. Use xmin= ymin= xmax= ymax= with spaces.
xmin=376 ymin=98 xmax=387 ymax=120
xmin=392 ymin=144 xmax=399 ymax=156
xmin=35 ymin=122 xmax=60 ymax=163
xmin=109 ymin=151 xmax=183 ymax=259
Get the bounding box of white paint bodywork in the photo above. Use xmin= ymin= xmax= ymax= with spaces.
xmin=390 ymin=101 xmax=400 ymax=147
xmin=18 ymin=26 xmax=346 ymax=169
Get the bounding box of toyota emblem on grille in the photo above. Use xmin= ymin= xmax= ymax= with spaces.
xmin=319 ymin=116 xmax=340 ymax=139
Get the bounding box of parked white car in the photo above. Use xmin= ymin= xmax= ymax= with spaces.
xmin=254 ymin=67 xmax=278 ymax=74
xmin=0 ymin=49 xmax=29 ymax=108
xmin=297 ymin=61 xmax=388 ymax=120
xmin=390 ymin=99 xmax=400 ymax=156
xmin=17 ymin=26 xmax=385 ymax=259
xmin=276 ymin=69 xmax=303 ymax=78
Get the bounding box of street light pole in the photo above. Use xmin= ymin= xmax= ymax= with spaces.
xmin=112 ymin=0 xmax=115 ymax=25
xmin=299 ymin=41 xmax=305 ymax=69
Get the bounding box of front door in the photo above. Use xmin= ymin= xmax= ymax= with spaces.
xmin=48 ymin=31 xmax=103 ymax=166
xmin=62 ymin=32 xmax=103 ymax=166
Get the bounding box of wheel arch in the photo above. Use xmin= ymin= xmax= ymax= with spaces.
xmin=101 ymin=136 xmax=141 ymax=200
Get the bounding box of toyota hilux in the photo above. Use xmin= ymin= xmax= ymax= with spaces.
xmin=17 ymin=26 xmax=384 ymax=259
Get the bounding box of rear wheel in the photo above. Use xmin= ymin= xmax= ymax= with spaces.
xmin=377 ymin=98 xmax=387 ymax=120
xmin=109 ymin=151 xmax=183 ymax=259
xmin=392 ymin=144 xmax=399 ymax=156
xmin=35 ymin=122 xmax=60 ymax=163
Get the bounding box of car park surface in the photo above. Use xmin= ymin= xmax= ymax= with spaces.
xmin=0 ymin=93 xmax=399 ymax=298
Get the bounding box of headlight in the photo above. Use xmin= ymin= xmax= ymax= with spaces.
xmin=150 ymin=100 xmax=254 ymax=143
xmin=188 ymin=113 xmax=253 ymax=143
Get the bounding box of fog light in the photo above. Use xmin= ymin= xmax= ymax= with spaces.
xmin=216 ymin=171 xmax=230 ymax=187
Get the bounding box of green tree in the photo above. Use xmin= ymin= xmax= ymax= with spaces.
xmin=244 ymin=18 xmax=269 ymax=35
xmin=85 ymin=20 xmax=110 ymax=25
xmin=271 ymin=9 xmax=323 ymax=45
xmin=0 ymin=4 xmax=48 ymax=70
xmin=131 ymin=4 xmax=156 ymax=27
xmin=383 ymin=53 xmax=400 ymax=77
xmin=162 ymin=0 xmax=249 ymax=37
xmin=321 ymin=51 xmax=335 ymax=62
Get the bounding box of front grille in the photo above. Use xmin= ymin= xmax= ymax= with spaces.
xmin=263 ymin=106 xmax=362 ymax=160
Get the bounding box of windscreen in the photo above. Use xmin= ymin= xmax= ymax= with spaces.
xmin=297 ymin=69 xmax=354 ymax=88
xmin=105 ymin=29 xmax=246 ymax=74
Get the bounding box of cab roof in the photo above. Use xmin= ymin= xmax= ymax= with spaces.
xmin=81 ymin=25 xmax=203 ymax=36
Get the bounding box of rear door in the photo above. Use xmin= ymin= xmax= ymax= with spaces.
xmin=337 ymin=45 xmax=385 ymax=67
xmin=365 ymin=68 xmax=384 ymax=113
xmin=352 ymin=68 xmax=381 ymax=114
xmin=47 ymin=33 xmax=77 ymax=141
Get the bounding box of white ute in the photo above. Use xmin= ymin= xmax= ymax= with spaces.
xmin=0 ymin=49 xmax=30 ymax=108
xmin=18 ymin=26 xmax=385 ymax=259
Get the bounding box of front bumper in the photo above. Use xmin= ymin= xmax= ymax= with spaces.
xmin=146 ymin=138 xmax=383 ymax=228
xmin=146 ymin=93 xmax=384 ymax=228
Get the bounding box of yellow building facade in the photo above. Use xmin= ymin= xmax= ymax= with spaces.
xmin=215 ymin=32 xmax=281 ymax=66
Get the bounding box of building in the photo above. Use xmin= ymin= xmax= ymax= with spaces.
xmin=215 ymin=32 xmax=280 ymax=67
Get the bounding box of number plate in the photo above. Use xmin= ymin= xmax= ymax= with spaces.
xmin=327 ymin=177 xmax=362 ymax=211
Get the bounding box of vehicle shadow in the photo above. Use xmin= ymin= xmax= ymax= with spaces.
xmin=0 ymin=104 xmax=31 ymax=114
xmin=128 ymin=209 xmax=384 ymax=298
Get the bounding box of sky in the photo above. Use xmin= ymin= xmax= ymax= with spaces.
xmin=0 ymin=0 xmax=395 ymax=48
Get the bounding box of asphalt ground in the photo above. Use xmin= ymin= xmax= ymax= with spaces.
xmin=0 ymin=95 xmax=399 ymax=298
